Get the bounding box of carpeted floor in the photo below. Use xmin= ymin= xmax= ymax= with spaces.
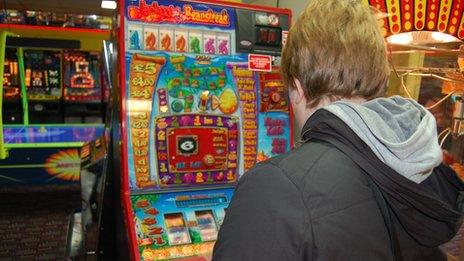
xmin=0 ymin=185 xmax=81 ymax=261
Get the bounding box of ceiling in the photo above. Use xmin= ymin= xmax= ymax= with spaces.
xmin=0 ymin=0 xmax=115 ymax=16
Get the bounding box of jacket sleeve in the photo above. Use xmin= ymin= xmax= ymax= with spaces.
xmin=212 ymin=163 xmax=311 ymax=261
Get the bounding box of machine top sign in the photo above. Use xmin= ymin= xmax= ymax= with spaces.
xmin=126 ymin=0 xmax=235 ymax=29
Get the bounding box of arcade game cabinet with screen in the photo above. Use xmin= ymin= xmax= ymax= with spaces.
xmin=118 ymin=1 xmax=292 ymax=260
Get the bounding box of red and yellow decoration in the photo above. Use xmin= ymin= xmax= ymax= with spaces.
xmin=128 ymin=0 xmax=231 ymax=27
xmin=365 ymin=0 xmax=464 ymax=40
xmin=44 ymin=149 xmax=81 ymax=181
xmin=129 ymin=54 xmax=166 ymax=189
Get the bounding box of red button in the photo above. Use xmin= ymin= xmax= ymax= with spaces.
xmin=271 ymin=92 xmax=281 ymax=103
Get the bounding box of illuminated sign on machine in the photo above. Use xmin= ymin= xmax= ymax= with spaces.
xmin=127 ymin=0 xmax=232 ymax=27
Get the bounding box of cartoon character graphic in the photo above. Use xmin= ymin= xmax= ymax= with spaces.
xmin=205 ymin=38 xmax=215 ymax=54
xmin=130 ymin=30 xmax=141 ymax=50
xmin=161 ymin=34 xmax=172 ymax=51
xmin=190 ymin=37 xmax=201 ymax=53
xmin=176 ymin=35 xmax=186 ymax=52
xmin=145 ymin=32 xmax=156 ymax=50
xmin=218 ymin=40 xmax=229 ymax=55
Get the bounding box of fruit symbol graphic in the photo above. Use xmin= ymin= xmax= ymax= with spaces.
xmin=145 ymin=33 xmax=156 ymax=50
xmin=218 ymin=40 xmax=229 ymax=55
xmin=205 ymin=38 xmax=215 ymax=54
xmin=161 ymin=34 xmax=171 ymax=51
xmin=190 ymin=37 xmax=201 ymax=53
xmin=176 ymin=35 xmax=186 ymax=52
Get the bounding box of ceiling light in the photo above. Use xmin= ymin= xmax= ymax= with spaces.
xmin=431 ymin=32 xmax=460 ymax=43
xmin=387 ymin=33 xmax=413 ymax=45
xmin=101 ymin=0 xmax=117 ymax=10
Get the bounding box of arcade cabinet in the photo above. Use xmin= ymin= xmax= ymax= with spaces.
xmin=0 ymin=25 xmax=110 ymax=186
xmin=116 ymin=1 xmax=292 ymax=260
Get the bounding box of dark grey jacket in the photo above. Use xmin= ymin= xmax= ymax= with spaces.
xmin=213 ymin=110 xmax=464 ymax=261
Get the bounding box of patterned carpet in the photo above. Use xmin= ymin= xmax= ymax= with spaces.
xmin=0 ymin=185 xmax=80 ymax=261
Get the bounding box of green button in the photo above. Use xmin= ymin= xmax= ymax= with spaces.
xmin=171 ymin=100 xmax=184 ymax=112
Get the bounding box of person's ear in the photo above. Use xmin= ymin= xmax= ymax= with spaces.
xmin=292 ymin=78 xmax=305 ymax=104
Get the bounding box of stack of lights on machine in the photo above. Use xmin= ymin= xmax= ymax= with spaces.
xmin=24 ymin=50 xmax=61 ymax=101
xmin=2 ymin=48 xmax=22 ymax=123
xmin=63 ymin=51 xmax=101 ymax=102
xmin=3 ymin=49 xmax=20 ymax=101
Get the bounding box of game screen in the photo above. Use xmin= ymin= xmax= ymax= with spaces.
xmin=63 ymin=51 xmax=102 ymax=102
xmin=3 ymin=48 xmax=20 ymax=102
xmin=131 ymin=188 xmax=232 ymax=260
xmin=24 ymin=50 xmax=61 ymax=100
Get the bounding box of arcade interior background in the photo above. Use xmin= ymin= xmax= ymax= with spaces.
xmin=0 ymin=0 xmax=462 ymax=260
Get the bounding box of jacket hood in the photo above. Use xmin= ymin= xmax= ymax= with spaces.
xmin=324 ymin=96 xmax=442 ymax=184
xmin=302 ymin=106 xmax=464 ymax=247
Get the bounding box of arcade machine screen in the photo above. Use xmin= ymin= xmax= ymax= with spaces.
xmin=120 ymin=0 xmax=291 ymax=260
xmin=23 ymin=50 xmax=62 ymax=123
xmin=2 ymin=48 xmax=21 ymax=123
xmin=3 ymin=48 xmax=20 ymax=102
xmin=63 ymin=51 xmax=102 ymax=102
xmin=24 ymin=50 xmax=61 ymax=100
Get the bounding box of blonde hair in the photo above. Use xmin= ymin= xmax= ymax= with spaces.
xmin=281 ymin=0 xmax=389 ymax=107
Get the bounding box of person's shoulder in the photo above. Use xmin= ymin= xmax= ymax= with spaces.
xmin=256 ymin=141 xmax=359 ymax=188
xmin=239 ymin=140 xmax=375 ymax=218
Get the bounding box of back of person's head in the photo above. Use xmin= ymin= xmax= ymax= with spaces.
xmin=281 ymin=0 xmax=390 ymax=107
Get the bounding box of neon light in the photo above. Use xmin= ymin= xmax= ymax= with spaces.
xmin=128 ymin=0 xmax=230 ymax=27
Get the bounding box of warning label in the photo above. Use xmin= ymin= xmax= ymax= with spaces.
xmin=248 ymin=54 xmax=272 ymax=72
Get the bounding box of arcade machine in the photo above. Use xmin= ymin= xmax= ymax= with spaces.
xmin=24 ymin=49 xmax=63 ymax=123
xmin=63 ymin=50 xmax=104 ymax=123
xmin=0 ymin=23 xmax=109 ymax=186
xmin=117 ymin=1 xmax=292 ymax=260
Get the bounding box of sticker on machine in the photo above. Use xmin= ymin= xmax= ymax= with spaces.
xmin=203 ymin=32 xmax=217 ymax=55
xmin=143 ymin=26 xmax=158 ymax=51
xmin=175 ymin=29 xmax=188 ymax=53
xmin=160 ymin=29 xmax=174 ymax=52
xmin=128 ymin=24 xmax=143 ymax=50
xmin=248 ymin=54 xmax=272 ymax=72
xmin=217 ymin=33 xmax=230 ymax=55
xmin=189 ymin=30 xmax=203 ymax=54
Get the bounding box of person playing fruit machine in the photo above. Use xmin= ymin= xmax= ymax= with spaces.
xmin=213 ymin=0 xmax=464 ymax=260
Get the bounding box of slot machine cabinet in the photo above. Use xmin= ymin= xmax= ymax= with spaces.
xmin=24 ymin=49 xmax=63 ymax=123
xmin=117 ymin=1 xmax=292 ymax=260
xmin=63 ymin=51 xmax=104 ymax=123
xmin=2 ymin=47 xmax=22 ymax=123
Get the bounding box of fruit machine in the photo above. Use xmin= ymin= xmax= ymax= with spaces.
xmin=24 ymin=49 xmax=63 ymax=123
xmin=117 ymin=0 xmax=292 ymax=260
xmin=2 ymin=47 xmax=22 ymax=123
xmin=63 ymin=50 xmax=104 ymax=123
